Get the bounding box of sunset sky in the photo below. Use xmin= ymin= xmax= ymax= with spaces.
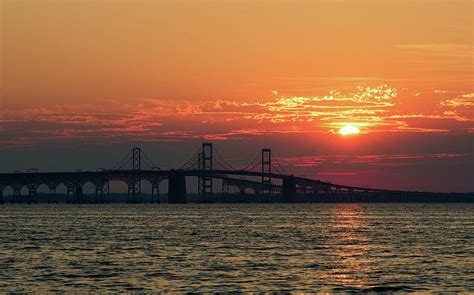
xmin=1 ymin=0 xmax=473 ymax=192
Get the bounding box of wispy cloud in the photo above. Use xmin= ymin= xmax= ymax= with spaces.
xmin=275 ymin=153 xmax=470 ymax=167
xmin=441 ymin=93 xmax=474 ymax=107
xmin=396 ymin=43 xmax=473 ymax=57
xmin=1 ymin=84 xmax=473 ymax=148
xmin=318 ymin=171 xmax=360 ymax=176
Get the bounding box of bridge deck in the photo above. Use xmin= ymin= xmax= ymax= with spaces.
xmin=0 ymin=169 xmax=461 ymax=195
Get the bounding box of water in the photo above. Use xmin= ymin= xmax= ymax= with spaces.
xmin=0 ymin=203 xmax=472 ymax=292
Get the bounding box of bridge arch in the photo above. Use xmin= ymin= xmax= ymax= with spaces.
xmin=4 ymin=183 xmax=26 ymax=192
xmin=138 ymin=179 xmax=159 ymax=203
xmin=81 ymin=181 xmax=97 ymax=192
xmin=244 ymin=187 xmax=258 ymax=195
xmin=36 ymin=183 xmax=50 ymax=193
xmin=107 ymin=179 xmax=129 ymax=193
xmin=140 ymin=178 xmax=152 ymax=188
xmin=2 ymin=185 xmax=13 ymax=195
xmin=18 ymin=185 xmax=29 ymax=195
xmin=55 ymin=183 xmax=68 ymax=193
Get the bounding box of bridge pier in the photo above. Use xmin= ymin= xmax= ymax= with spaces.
xmin=282 ymin=177 xmax=297 ymax=203
xmin=239 ymin=187 xmax=245 ymax=195
xmin=127 ymin=177 xmax=142 ymax=203
xmin=151 ymin=183 xmax=160 ymax=204
xmin=168 ymin=172 xmax=187 ymax=204
xmin=127 ymin=182 xmax=141 ymax=203
xmin=95 ymin=184 xmax=104 ymax=204
xmin=102 ymin=181 xmax=110 ymax=203
xmin=28 ymin=187 xmax=38 ymax=204
xmin=66 ymin=186 xmax=74 ymax=204
xmin=11 ymin=186 xmax=22 ymax=204
xmin=0 ymin=187 xmax=3 ymax=204
xmin=46 ymin=183 xmax=58 ymax=203
xmin=48 ymin=188 xmax=58 ymax=203
xmin=66 ymin=185 xmax=84 ymax=203
xmin=75 ymin=187 xmax=84 ymax=203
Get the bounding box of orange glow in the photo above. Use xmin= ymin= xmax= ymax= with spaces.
xmin=339 ymin=125 xmax=361 ymax=136
xmin=0 ymin=0 xmax=472 ymax=192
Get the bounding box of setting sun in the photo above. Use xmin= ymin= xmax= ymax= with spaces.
xmin=339 ymin=125 xmax=360 ymax=136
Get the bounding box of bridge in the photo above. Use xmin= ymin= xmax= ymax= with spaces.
xmin=0 ymin=143 xmax=471 ymax=204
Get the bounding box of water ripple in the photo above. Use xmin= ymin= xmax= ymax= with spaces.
xmin=0 ymin=203 xmax=473 ymax=292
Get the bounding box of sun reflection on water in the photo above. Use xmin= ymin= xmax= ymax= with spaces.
xmin=319 ymin=204 xmax=374 ymax=289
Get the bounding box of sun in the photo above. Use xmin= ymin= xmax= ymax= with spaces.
xmin=339 ymin=125 xmax=360 ymax=136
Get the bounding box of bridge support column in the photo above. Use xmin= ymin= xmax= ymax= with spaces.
xmin=127 ymin=182 xmax=141 ymax=204
xmin=127 ymin=185 xmax=133 ymax=203
xmin=75 ymin=187 xmax=84 ymax=203
xmin=151 ymin=183 xmax=160 ymax=204
xmin=95 ymin=184 xmax=104 ymax=204
xmin=0 ymin=187 xmax=3 ymax=204
xmin=28 ymin=187 xmax=38 ymax=204
xmin=282 ymin=177 xmax=297 ymax=203
xmin=239 ymin=187 xmax=245 ymax=195
xmin=12 ymin=187 xmax=22 ymax=204
xmin=168 ymin=173 xmax=187 ymax=204
xmin=104 ymin=181 xmax=110 ymax=203
xmin=66 ymin=187 xmax=75 ymax=204
xmin=48 ymin=188 xmax=58 ymax=204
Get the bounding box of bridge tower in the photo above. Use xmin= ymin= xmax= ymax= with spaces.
xmin=261 ymin=148 xmax=272 ymax=194
xmin=198 ymin=142 xmax=213 ymax=199
xmin=132 ymin=147 xmax=141 ymax=171
xmin=128 ymin=147 xmax=142 ymax=203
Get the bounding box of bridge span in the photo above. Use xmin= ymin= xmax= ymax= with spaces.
xmin=0 ymin=144 xmax=471 ymax=204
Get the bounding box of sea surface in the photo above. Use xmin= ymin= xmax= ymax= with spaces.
xmin=0 ymin=203 xmax=472 ymax=292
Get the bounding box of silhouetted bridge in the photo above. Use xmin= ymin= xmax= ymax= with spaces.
xmin=0 ymin=143 xmax=472 ymax=204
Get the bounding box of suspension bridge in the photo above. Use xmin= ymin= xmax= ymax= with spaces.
xmin=0 ymin=143 xmax=471 ymax=204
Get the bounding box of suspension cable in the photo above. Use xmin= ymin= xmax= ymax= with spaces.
xmin=213 ymin=147 xmax=238 ymax=171
xmin=110 ymin=150 xmax=133 ymax=170
xmin=241 ymin=152 xmax=261 ymax=171
xmin=178 ymin=146 xmax=202 ymax=170
xmin=141 ymin=150 xmax=160 ymax=170
xmin=271 ymin=151 xmax=290 ymax=175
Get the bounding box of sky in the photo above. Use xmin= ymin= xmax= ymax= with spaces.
xmin=1 ymin=0 xmax=473 ymax=192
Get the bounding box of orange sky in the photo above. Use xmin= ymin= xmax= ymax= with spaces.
xmin=0 ymin=0 xmax=473 ymax=192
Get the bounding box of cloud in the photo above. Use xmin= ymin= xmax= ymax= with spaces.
xmin=1 ymin=84 xmax=473 ymax=149
xmin=396 ymin=43 xmax=473 ymax=57
xmin=318 ymin=171 xmax=360 ymax=176
xmin=441 ymin=93 xmax=474 ymax=107
xmin=275 ymin=153 xmax=470 ymax=168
